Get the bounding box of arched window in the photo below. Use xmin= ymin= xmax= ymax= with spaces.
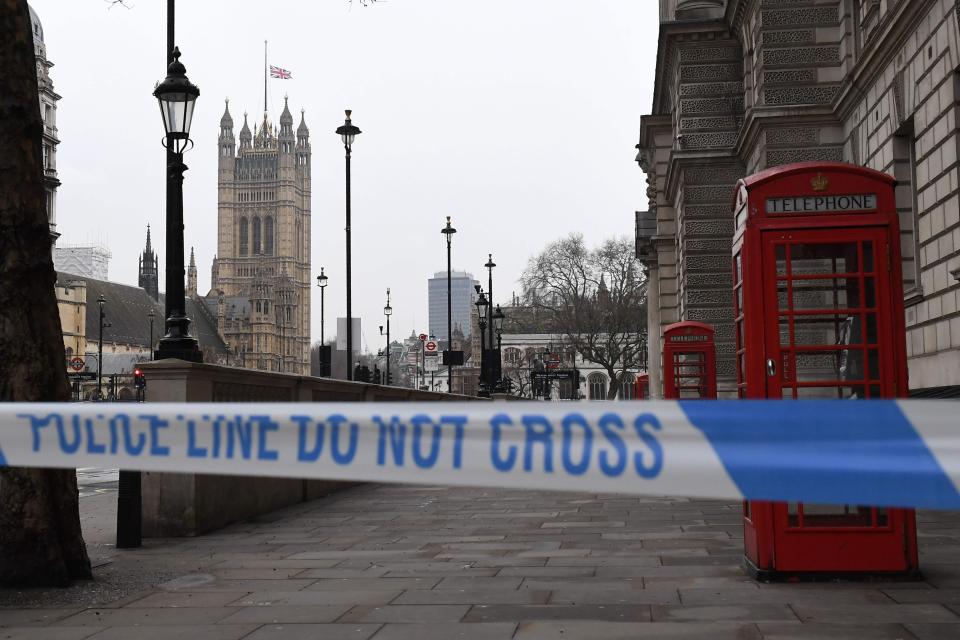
xmin=252 ymin=217 xmax=262 ymax=254
xmin=239 ymin=218 xmax=249 ymax=256
xmin=265 ymin=217 xmax=274 ymax=256
xmin=504 ymin=347 xmax=522 ymax=365
xmin=619 ymin=373 xmax=636 ymax=400
xmin=588 ymin=373 xmax=607 ymax=400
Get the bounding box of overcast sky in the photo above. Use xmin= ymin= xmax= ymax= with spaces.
xmin=33 ymin=0 xmax=659 ymax=352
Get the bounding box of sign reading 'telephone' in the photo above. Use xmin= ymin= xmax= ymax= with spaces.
xmin=766 ymin=193 xmax=877 ymax=214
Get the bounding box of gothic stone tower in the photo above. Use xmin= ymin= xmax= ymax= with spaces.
xmin=138 ymin=224 xmax=159 ymax=302
xmin=212 ymin=98 xmax=312 ymax=374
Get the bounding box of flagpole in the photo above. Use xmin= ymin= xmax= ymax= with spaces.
xmin=264 ymin=40 xmax=268 ymax=115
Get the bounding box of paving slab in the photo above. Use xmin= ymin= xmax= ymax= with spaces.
xmin=84 ymin=625 xmax=257 ymax=640
xmin=368 ymin=622 xmax=516 ymax=640
xmin=0 ymin=628 xmax=104 ymax=640
xmin=215 ymin=604 xmax=351 ymax=624
xmin=513 ymin=621 xmax=762 ymax=639
xmin=0 ymin=609 xmax=82 ymax=627
xmin=755 ymin=622 xmax=916 ymax=639
xmin=340 ymin=604 xmax=470 ymax=623
xmin=239 ymin=623 xmax=382 ymax=640
xmin=462 ymin=604 xmax=651 ymax=623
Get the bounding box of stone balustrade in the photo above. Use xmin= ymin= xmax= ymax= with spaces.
xmin=137 ymin=359 xmax=482 ymax=536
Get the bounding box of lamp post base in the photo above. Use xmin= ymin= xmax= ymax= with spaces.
xmin=155 ymin=338 xmax=203 ymax=363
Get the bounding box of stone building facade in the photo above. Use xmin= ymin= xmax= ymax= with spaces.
xmin=638 ymin=0 xmax=960 ymax=395
xmin=29 ymin=4 xmax=60 ymax=244
xmin=208 ymin=98 xmax=312 ymax=374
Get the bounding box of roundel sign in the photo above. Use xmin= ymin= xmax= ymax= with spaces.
xmin=69 ymin=356 xmax=85 ymax=372
xmin=419 ymin=333 xmax=428 ymax=342
xmin=425 ymin=341 xmax=437 ymax=353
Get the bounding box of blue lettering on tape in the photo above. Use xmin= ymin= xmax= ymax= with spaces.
xmin=681 ymin=400 xmax=960 ymax=509
xmin=490 ymin=413 xmax=518 ymax=472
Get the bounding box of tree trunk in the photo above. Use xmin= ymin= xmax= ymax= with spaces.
xmin=0 ymin=0 xmax=91 ymax=587
xmin=605 ymin=369 xmax=620 ymax=400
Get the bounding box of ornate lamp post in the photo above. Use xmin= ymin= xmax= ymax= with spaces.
xmin=440 ymin=216 xmax=457 ymax=391
xmin=335 ymin=111 xmax=361 ymax=380
xmin=383 ymin=288 xmax=392 ymax=385
xmin=492 ymin=304 xmax=505 ymax=392
xmin=474 ymin=286 xmax=490 ymax=397
xmin=153 ymin=47 xmax=202 ymax=363
xmin=316 ymin=268 xmax=328 ymax=377
xmin=96 ymin=295 xmax=110 ymax=400
xmin=148 ymin=309 xmax=155 ymax=361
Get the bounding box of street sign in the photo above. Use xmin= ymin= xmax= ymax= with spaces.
xmin=425 ymin=341 xmax=437 ymax=353
xmin=68 ymin=372 xmax=96 ymax=380
xmin=69 ymin=356 xmax=85 ymax=372
xmin=424 ymin=353 xmax=439 ymax=372
xmin=531 ymin=369 xmax=578 ymax=382
xmin=419 ymin=333 xmax=428 ymax=341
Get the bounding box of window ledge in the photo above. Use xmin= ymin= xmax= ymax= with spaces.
xmin=904 ymin=288 xmax=925 ymax=308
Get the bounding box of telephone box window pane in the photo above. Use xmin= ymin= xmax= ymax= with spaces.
xmin=735 ymin=253 xmax=742 ymax=283
xmin=876 ymin=508 xmax=888 ymax=526
xmin=869 ymin=384 xmax=882 ymax=398
xmin=789 ymin=242 xmax=859 ymax=276
xmin=790 ymin=314 xmax=860 ymax=346
xmin=863 ymin=242 xmax=874 ymax=273
xmin=797 ymin=504 xmax=875 ymax=528
xmin=838 ymin=347 xmax=864 ymax=381
xmin=788 ymin=502 xmax=800 ymax=527
xmin=782 ymin=387 xmax=796 ymax=399
xmin=864 ymin=278 xmax=876 ymax=308
xmin=794 ymin=351 xmax=844 ymax=382
xmin=867 ymin=349 xmax=880 ymax=380
xmin=866 ymin=314 xmax=878 ymax=344
xmin=776 ymin=245 xmax=788 ymax=276
xmin=790 ymin=278 xmax=862 ymax=311
xmin=796 ymin=385 xmax=865 ymax=399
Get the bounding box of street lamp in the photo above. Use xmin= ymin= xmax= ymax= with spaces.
xmin=153 ymin=47 xmax=202 ymax=362
xmin=148 ymin=309 xmax=155 ymax=361
xmin=335 ymin=110 xmax=361 ymax=380
xmin=316 ymin=268 xmax=329 ymax=377
xmin=440 ymin=216 xmax=457 ymax=392
xmin=383 ymin=288 xmax=392 ymax=385
xmin=484 ymin=254 xmax=500 ymax=387
xmin=474 ymin=286 xmax=489 ymax=397
xmin=492 ymin=304 xmax=506 ymax=393
xmin=96 ymin=295 xmax=111 ymax=401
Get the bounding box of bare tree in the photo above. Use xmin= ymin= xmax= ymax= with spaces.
xmin=521 ymin=234 xmax=646 ymax=400
xmin=0 ymin=0 xmax=91 ymax=586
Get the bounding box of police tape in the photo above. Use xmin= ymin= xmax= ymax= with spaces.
xmin=1 ymin=400 xmax=958 ymax=509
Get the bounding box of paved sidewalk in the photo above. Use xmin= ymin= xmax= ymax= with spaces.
xmin=3 ymin=484 xmax=960 ymax=639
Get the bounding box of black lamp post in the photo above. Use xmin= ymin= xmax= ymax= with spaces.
xmin=474 ymin=286 xmax=489 ymax=397
xmin=383 ymin=288 xmax=392 ymax=385
xmin=153 ymin=47 xmax=202 ymax=363
xmin=316 ymin=268 xmax=328 ymax=377
xmin=492 ymin=304 xmax=505 ymax=392
xmin=148 ymin=309 xmax=155 ymax=361
xmin=96 ymin=295 xmax=110 ymax=401
xmin=440 ymin=216 xmax=456 ymax=392
xmin=335 ymin=110 xmax=361 ymax=380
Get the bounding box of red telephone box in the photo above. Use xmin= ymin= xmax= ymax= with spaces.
xmin=662 ymin=321 xmax=717 ymax=399
xmin=634 ymin=373 xmax=650 ymax=400
xmin=731 ymin=161 xmax=916 ymax=578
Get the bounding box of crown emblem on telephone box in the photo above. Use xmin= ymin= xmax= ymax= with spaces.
xmin=811 ymin=173 xmax=829 ymax=192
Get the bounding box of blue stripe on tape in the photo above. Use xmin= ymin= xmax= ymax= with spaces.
xmin=680 ymin=400 xmax=960 ymax=510
xmin=0 ymin=443 xmax=6 ymax=467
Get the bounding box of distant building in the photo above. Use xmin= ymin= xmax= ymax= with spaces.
xmin=208 ymin=98 xmax=312 ymax=374
xmin=427 ymin=270 xmax=478 ymax=344
xmin=54 ymin=245 xmax=111 ymax=281
xmin=29 ymin=4 xmax=60 ymax=244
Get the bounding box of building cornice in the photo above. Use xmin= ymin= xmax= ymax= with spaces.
xmin=733 ymin=105 xmax=839 ymax=162
xmin=665 ymin=149 xmax=741 ymax=201
xmin=651 ymin=19 xmax=732 ymax=115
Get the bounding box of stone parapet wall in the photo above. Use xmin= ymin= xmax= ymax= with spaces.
xmin=137 ymin=360 xmax=482 ymax=536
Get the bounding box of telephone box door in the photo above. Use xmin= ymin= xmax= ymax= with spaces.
xmin=758 ymin=227 xmax=913 ymax=571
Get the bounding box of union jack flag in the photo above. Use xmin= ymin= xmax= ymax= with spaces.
xmin=269 ymin=65 xmax=292 ymax=80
